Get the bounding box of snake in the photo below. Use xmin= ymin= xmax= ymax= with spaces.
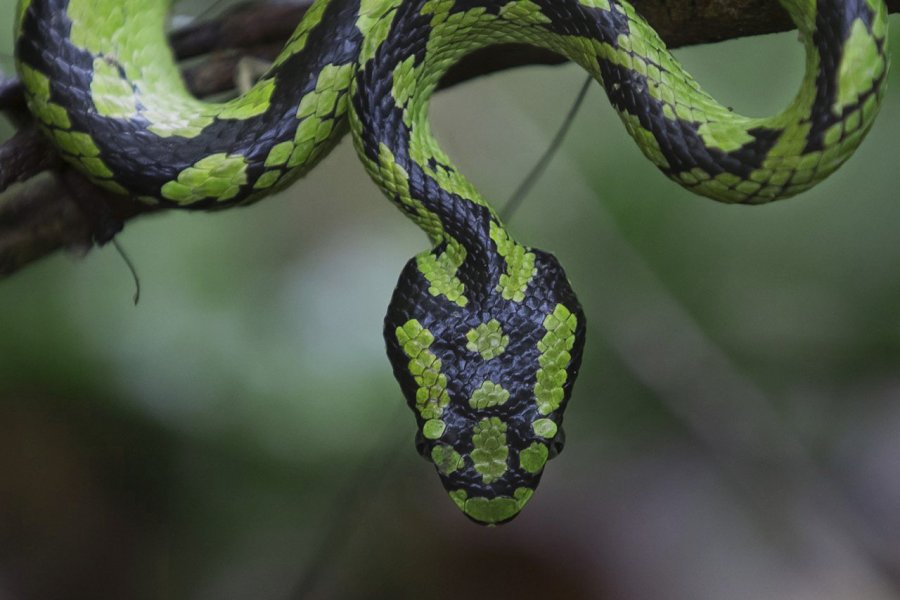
xmin=13 ymin=0 xmax=889 ymax=525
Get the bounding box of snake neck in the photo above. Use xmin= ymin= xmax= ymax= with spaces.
xmin=351 ymin=2 xmax=591 ymax=525
xmin=350 ymin=1 xmax=541 ymax=301
xmin=354 ymin=129 xmax=513 ymax=301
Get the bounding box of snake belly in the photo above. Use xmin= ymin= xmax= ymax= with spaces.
xmin=15 ymin=0 xmax=889 ymax=524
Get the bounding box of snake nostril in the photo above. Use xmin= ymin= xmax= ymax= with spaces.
xmin=548 ymin=427 xmax=566 ymax=459
xmin=414 ymin=431 xmax=430 ymax=459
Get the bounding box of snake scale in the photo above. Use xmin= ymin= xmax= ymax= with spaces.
xmin=14 ymin=0 xmax=889 ymax=524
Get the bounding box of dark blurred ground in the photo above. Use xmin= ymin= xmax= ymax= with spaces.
xmin=2 ymin=3 xmax=900 ymax=599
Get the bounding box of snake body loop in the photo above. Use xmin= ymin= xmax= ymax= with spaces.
xmin=15 ymin=0 xmax=889 ymax=524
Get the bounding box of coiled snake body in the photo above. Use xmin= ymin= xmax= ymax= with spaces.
xmin=15 ymin=0 xmax=889 ymax=524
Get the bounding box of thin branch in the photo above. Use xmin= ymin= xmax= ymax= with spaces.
xmin=0 ymin=126 xmax=59 ymax=191
xmin=180 ymin=43 xmax=283 ymax=97
xmin=170 ymin=2 xmax=309 ymax=59
xmin=0 ymin=77 xmax=25 ymax=112
xmin=2 ymin=0 xmax=899 ymax=277
xmin=501 ymin=75 xmax=592 ymax=222
xmin=0 ymin=175 xmax=91 ymax=275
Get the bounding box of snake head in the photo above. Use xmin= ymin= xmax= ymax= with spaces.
xmin=384 ymin=246 xmax=585 ymax=525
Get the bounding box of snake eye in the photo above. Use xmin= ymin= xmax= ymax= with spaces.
xmin=414 ymin=431 xmax=430 ymax=459
xmin=548 ymin=427 xmax=566 ymax=459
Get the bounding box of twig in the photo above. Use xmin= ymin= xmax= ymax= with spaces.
xmin=0 ymin=126 xmax=59 ymax=192
xmin=501 ymin=75 xmax=592 ymax=222
xmin=0 ymin=76 xmax=25 ymax=112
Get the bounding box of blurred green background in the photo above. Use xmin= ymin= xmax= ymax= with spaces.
xmin=3 ymin=2 xmax=900 ymax=599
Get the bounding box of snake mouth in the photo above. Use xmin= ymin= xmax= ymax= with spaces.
xmin=448 ymin=487 xmax=535 ymax=526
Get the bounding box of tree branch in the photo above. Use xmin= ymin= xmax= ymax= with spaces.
xmin=1 ymin=0 xmax=898 ymax=276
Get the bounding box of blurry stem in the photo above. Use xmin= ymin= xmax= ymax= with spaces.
xmin=289 ymin=404 xmax=408 ymax=599
xmin=111 ymin=238 xmax=142 ymax=305
xmin=574 ymin=180 xmax=900 ymax=589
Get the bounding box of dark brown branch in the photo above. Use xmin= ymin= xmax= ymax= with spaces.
xmin=171 ymin=2 xmax=310 ymax=59
xmin=0 ymin=175 xmax=91 ymax=275
xmin=0 ymin=126 xmax=59 ymax=191
xmin=2 ymin=0 xmax=899 ymax=277
xmin=0 ymin=77 xmax=26 ymax=112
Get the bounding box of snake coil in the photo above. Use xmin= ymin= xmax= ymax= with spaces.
xmin=15 ymin=0 xmax=889 ymax=524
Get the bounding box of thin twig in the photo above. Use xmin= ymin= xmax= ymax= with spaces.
xmin=501 ymin=75 xmax=592 ymax=222
xmin=111 ymin=238 xmax=142 ymax=305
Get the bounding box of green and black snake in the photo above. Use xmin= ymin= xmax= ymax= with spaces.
xmin=13 ymin=0 xmax=889 ymax=524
